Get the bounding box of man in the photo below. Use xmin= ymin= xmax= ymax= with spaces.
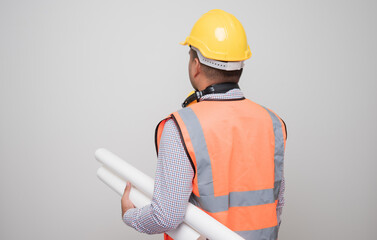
xmin=121 ymin=9 xmax=287 ymax=240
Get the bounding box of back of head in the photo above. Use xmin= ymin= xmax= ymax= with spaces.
xmin=190 ymin=48 xmax=243 ymax=84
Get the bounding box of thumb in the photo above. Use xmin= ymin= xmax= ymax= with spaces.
xmin=123 ymin=182 xmax=132 ymax=198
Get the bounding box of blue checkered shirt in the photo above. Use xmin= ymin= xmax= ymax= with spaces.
xmin=123 ymin=89 xmax=285 ymax=234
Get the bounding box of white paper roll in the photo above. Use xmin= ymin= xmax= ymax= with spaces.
xmin=96 ymin=148 xmax=154 ymax=198
xmin=97 ymin=166 xmax=201 ymax=240
xmin=96 ymin=148 xmax=244 ymax=240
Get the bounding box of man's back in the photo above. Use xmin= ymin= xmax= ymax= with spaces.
xmin=159 ymin=96 xmax=286 ymax=239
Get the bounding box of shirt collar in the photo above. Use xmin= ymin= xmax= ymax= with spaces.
xmin=199 ymin=88 xmax=245 ymax=101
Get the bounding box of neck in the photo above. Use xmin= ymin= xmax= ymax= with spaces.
xmin=194 ymin=77 xmax=212 ymax=91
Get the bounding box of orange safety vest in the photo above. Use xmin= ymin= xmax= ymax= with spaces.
xmin=155 ymin=99 xmax=287 ymax=240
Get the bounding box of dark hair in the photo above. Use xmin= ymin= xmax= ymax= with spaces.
xmin=190 ymin=49 xmax=243 ymax=83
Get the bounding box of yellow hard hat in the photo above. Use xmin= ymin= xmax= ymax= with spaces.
xmin=180 ymin=9 xmax=251 ymax=62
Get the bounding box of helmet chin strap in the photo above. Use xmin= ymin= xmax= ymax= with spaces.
xmin=182 ymin=82 xmax=240 ymax=108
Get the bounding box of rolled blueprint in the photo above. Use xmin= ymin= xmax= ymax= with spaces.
xmin=97 ymin=166 xmax=201 ymax=240
xmin=96 ymin=148 xmax=245 ymax=240
xmin=96 ymin=148 xmax=154 ymax=198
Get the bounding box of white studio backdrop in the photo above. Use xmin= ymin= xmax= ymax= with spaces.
xmin=0 ymin=0 xmax=376 ymax=239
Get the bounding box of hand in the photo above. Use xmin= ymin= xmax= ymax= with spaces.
xmin=121 ymin=182 xmax=136 ymax=217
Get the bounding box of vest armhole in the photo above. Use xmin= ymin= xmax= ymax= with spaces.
xmin=154 ymin=117 xmax=171 ymax=155
xmin=263 ymin=105 xmax=288 ymax=141
xmin=280 ymin=117 xmax=288 ymax=140
xmin=170 ymin=114 xmax=197 ymax=177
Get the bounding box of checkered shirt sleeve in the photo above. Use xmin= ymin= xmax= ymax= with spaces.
xmin=123 ymin=119 xmax=194 ymax=234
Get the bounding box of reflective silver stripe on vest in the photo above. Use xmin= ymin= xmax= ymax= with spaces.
xmin=236 ymin=225 xmax=278 ymax=240
xmin=190 ymin=188 xmax=275 ymax=213
xmin=262 ymin=107 xmax=285 ymax=201
xmin=177 ymin=106 xmax=284 ymax=212
xmin=178 ymin=107 xmax=215 ymax=196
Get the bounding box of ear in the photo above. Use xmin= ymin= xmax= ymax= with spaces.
xmin=193 ymin=57 xmax=201 ymax=78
